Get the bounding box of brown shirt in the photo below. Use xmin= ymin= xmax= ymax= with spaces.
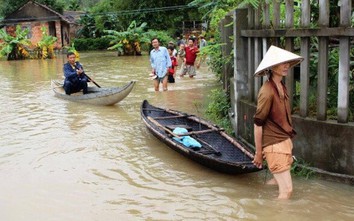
xmin=253 ymin=79 xmax=295 ymax=147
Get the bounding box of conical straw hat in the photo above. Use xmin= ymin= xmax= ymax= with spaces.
xmin=254 ymin=45 xmax=304 ymax=77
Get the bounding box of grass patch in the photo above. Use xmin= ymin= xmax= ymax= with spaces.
xmin=291 ymin=157 xmax=315 ymax=179
xmin=204 ymin=88 xmax=233 ymax=135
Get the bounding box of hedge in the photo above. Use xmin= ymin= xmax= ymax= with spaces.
xmin=73 ymin=38 xmax=111 ymax=51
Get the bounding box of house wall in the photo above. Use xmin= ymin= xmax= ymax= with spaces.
xmin=55 ymin=21 xmax=62 ymax=48
xmin=29 ymin=22 xmax=46 ymax=47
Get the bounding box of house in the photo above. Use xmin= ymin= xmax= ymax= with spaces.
xmin=63 ymin=10 xmax=86 ymax=40
xmin=0 ymin=0 xmax=73 ymax=49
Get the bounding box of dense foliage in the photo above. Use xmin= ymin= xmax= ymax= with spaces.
xmin=67 ymin=0 xmax=201 ymax=40
xmin=89 ymin=0 xmax=199 ymax=37
xmin=73 ymin=38 xmax=111 ymax=51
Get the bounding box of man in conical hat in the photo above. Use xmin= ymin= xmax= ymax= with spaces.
xmin=252 ymin=45 xmax=303 ymax=199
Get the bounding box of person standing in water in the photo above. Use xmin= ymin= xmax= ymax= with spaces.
xmin=252 ymin=45 xmax=303 ymax=200
xmin=177 ymin=43 xmax=186 ymax=75
xmin=149 ymin=38 xmax=172 ymax=91
xmin=180 ymin=38 xmax=199 ymax=78
xmin=167 ymin=45 xmax=178 ymax=83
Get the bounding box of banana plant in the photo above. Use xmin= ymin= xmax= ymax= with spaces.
xmin=64 ymin=42 xmax=80 ymax=60
xmin=103 ymin=21 xmax=150 ymax=56
xmin=36 ymin=26 xmax=58 ymax=59
xmin=0 ymin=25 xmax=31 ymax=60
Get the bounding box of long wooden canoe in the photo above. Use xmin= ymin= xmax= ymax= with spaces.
xmin=51 ymin=80 xmax=135 ymax=105
xmin=141 ymin=100 xmax=262 ymax=174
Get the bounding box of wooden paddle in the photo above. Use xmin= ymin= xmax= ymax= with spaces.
xmin=83 ymin=73 xmax=101 ymax=88
xmin=147 ymin=116 xmax=181 ymax=138
xmin=193 ymin=136 xmax=222 ymax=156
xmin=74 ymin=64 xmax=101 ymax=88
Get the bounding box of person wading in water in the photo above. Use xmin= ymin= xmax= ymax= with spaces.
xmin=252 ymin=45 xmax=303 ymax=199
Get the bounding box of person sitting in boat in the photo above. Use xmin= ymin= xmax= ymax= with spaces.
xmin=63 ymin=52 xmax=89 ymax=95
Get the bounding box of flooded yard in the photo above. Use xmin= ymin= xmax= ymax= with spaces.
xmin=0 ymin=51 xmax=353 ymax=220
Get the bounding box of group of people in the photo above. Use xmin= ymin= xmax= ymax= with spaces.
xmin=149 ymin=37 xmax=201 ymax=91
xmin=62 ymin=38 xmax=302 ymax=200
xmin=177 ymin=35 xmax=208 ymax=49
xmin=62 ymin=36 xmax=204 ymax=95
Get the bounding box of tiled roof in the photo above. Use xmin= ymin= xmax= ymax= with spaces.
xmin=1 ymin=0 xmax=72 ymax=24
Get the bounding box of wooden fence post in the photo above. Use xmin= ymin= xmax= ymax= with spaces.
xmin=247 ymin=6 xmax=255 ymax=101
xmin=232 ymin=8 xmax=249 ymax=137
xmin=262 ymin=0 xmax=271 ymax=83
xmin=272 ymin=0 xmax=281 ymax=46
xmin=285 ymin=0 xmax=295 ymax=109
xmin=337 ymin=0 xmax=352 ymax=123
xmin=317 ymin=0 xmax=330 ymax=121
xmin=300 ymin=0 xmax=311 ymax=117
xmin=254 ymin=8 xmax=262 ymax=100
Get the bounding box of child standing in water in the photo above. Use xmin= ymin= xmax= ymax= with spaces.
xmin=167 ymin=46 xmax=178 ymax=83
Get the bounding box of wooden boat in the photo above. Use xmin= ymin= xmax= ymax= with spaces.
xmin=141 ymin=100 xmax=262 ymax=174
xmin=51 ymin=80 xmax=135 ymax=105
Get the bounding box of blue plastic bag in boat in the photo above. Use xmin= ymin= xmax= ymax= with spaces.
xmin=172 ymin=127 xmax=202 ymax=149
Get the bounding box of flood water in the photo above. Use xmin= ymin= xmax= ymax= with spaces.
xmin=0 ymin=51 xmax=353 ymax=221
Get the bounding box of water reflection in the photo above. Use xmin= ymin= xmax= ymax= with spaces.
xmin=0 ymin=52 xmax=352 ymax=221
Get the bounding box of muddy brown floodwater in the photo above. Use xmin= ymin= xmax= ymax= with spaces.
xmin=0 ymin=51 xmax=353 ymax=221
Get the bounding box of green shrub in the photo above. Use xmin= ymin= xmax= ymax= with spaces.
xmin=142 ymin=30 xmax=174 ymax=51
xmin=205 ymin=89 xmax=233 ymax=135
xmin=73 ymin=38 xmax=111 ymax=51
xmin=199 ymin=41 xmax=226 ymax=82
